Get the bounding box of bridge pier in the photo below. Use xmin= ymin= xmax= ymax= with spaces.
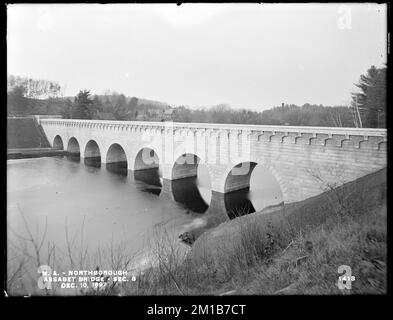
xmin=161 ymin=178 xmax=174 ymax=200
xmin=206 ymin=191 xmax=227 ymax=219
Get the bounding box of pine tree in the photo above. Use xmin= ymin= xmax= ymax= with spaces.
xmin=353 ymin=65 xmax=386 ymax=128
xmin=73 ymin=90 xmax=93 ymax=119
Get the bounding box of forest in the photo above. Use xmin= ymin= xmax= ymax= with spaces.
xmin=7 ymin=65 xmax=386 ymax=128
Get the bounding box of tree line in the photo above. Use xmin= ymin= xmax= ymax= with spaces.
xmin=168 ymin=103 xmax=356 ymax=127
xmin=7 ymin=64 xmax=386 ymax=128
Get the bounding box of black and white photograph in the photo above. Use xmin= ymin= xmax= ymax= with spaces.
xmin=5 ymin=3 xmax=388 ymax=299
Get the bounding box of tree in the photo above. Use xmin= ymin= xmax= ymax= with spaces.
xmin=353 ymin=65 xmax=386 ymax=128
xmin=113 ymin=94 xmax=128 ymax=120
xmin=7 ymin=85 xmax=28 ymax=115
xmin=7 ymin=75 xmax=62 ymax=99
xmin=128 ymin=97 xmax=139 ymax=120
xmin=210 ymin=104 xmax=232 ymax=123
xmin=101 ymin=92 xmax=129 ymax=120
xmin=89 ymin=95 xmax=103 ymax=119
xmin=7 ymin=75 xmax=65 ymax=115
xmin=9 ymin=85 xmax=26 ymax=98
xmin=73 ymin=90 xmax=93 ymax=119
xmin=61 ymin=98 xmax=74 ymax=119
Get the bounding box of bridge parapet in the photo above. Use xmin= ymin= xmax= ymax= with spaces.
xmin=40 ymin=119 xmax=386 ymax=143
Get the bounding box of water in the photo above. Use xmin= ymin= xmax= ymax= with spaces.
xmin=8 ymin=158 xmax=196 ymax=264
xmin=7 ymin=156 xmax=282 ymax=277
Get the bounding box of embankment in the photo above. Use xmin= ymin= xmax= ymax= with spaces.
xmin=8 ymin=117 xmax=50 ymax=149
xmin=7 ymin=117 xmax=65 ymax=159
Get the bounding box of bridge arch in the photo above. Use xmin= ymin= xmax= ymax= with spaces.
xmin=67 ymin=137 xmax=80 ymax=155
xmin=133 ymin=147 xmax=162 ymax=194
xmin=222 ymin=161 xmax=284 ymax=218
xmin=172 ymin=153 xmax=201 ymax=180
xmin=134 ymin=147 xmax=160 ymax=171
xmin=84 ymin=140 xmax=101 ymax=167
xmin=53 ymin=135 xmax=64 ymax=149
xmin=224 ymin=161 xmax=258 ymax=194
xmin=106 ymin=143 xmax=128 ymax=165
xmin=170 ymin=153 xmax=212 ymax=213
xmin=84 ymin=140 xmax=101 ymax=159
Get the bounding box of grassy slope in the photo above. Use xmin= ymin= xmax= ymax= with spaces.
xmin=192 ymin=168 xmax=387 ymax=294
xmin=123 ymin=168 xmax=386 ymax=295
xmin=7 ymin=118 xmax=50 ymax=149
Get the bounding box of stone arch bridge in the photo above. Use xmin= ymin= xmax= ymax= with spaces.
xmin=40 ymin=118 xmax=387 ymax=219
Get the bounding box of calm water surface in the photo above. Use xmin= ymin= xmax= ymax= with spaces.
xmin=7 ymin=156 xmax=282 ymax=271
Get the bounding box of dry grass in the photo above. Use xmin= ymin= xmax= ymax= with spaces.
xmin=236 ymin=203 xmax=386 ymax=295
xmin=7 ymin=211 xmax=137 ymax=296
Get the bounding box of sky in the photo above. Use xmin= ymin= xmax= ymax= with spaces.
xmin=7 ymin=3 xmax=387 ymax=111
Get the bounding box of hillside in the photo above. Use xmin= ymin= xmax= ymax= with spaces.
xmin=7 ymin=117 xmax=50 ymax=149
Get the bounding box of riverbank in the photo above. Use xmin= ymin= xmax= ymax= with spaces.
xmin=119 ymin=168 xmax=386 ymax=295
xmin=7 ymin=147 xmax=67 ymax=159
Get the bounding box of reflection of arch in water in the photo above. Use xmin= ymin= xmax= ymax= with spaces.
xmin=171 ymin=177 xmax=209 ymax=213
xmin=106 ymin=143 xmax=128 ymax=175
xmin=223 ymin=161 xmax=283 ymax=219
xmin=133 ymin=147 xmax=162 ymax=194
xmin=224 ymin=189 xmax=255 ymax=219
xmin=53 ymin=135 xmax=64 ymax=149
xmin=66 ymin=137 xmax=80 ymax=162
xmin=171 ymin=153 xmax=211 ymax=213
xmin=84 ymin=140 xmax=101 ymax=167
xmin=134 ymin=170 xmax=162 ymax=195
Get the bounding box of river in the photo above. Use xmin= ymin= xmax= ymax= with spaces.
xmin=7 ymin=156 xmax=282 ymax=293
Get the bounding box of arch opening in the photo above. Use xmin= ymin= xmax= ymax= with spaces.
xmin=171 ymin=153 xmax=211 ymax=213
xmin=224 ymin=162 xmax=283 ymax=219
xmin=66 ymin=137 xmax=80 ymax=162
xmin=106 ymin=143 xmax=128 ymax=175
xmin=84 ymin=140 xmax=101 ymax=168
xmin=134 ymin=148 xmax=162 ymax=195
xmin=53 ymin=135 xmax=64 ymax=149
